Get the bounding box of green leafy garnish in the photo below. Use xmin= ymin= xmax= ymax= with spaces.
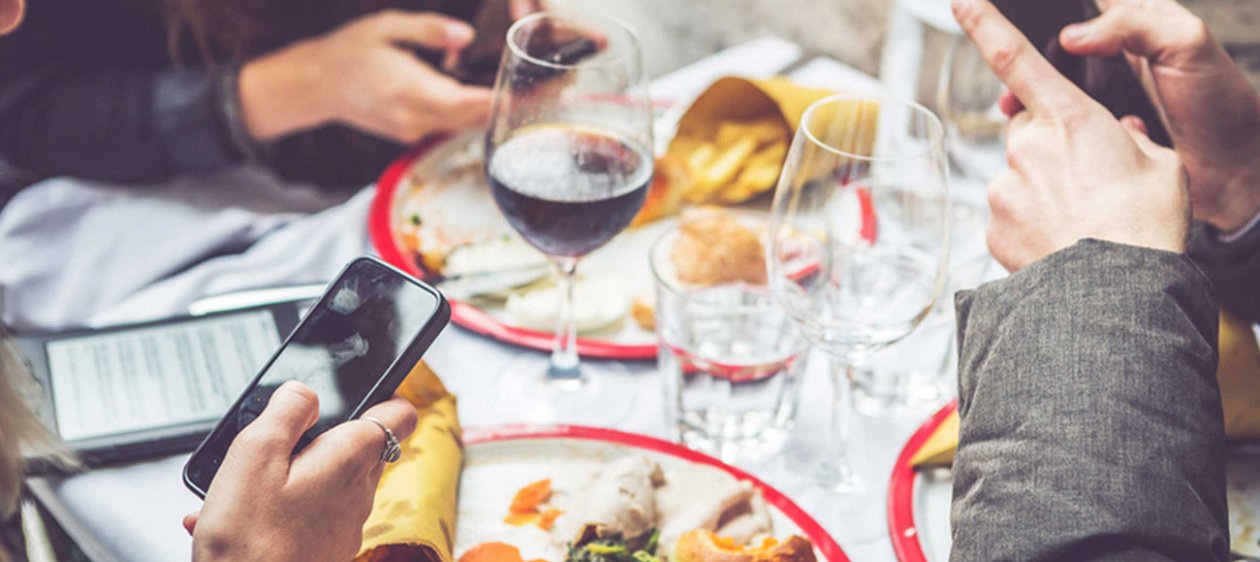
xmin=409 ymin=213 xmax=423 ymax=226
xmin=565 ymin=532 xmax=662 ymax=562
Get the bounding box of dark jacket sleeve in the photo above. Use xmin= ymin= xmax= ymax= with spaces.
xmin=950 ymin=239 xmax=1229 ymax=562
xmin=1189 ymin=222 xmax=1260 ymax=323
xmin=0 ymin=66 xmax=245 ymax=184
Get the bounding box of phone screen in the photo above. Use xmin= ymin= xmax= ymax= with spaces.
xmin=992 ymin=0 xmax=1172 ymax=146
xmin=184 ymin=258 xmax=446 ymax=496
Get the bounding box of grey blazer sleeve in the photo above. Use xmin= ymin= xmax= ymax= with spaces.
xmin=950 ymin=239 xmax=1229 ymax=562
xmin=1189 ymin=222 xmax=1260 ymax=323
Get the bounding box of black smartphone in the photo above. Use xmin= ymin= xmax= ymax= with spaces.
xmin=991 ymin=0 xmax=1172 ymax=147
xmin=450 ymin=0 xmax=513 ymax=87
xmin=182 ymin=257 xmax=450 ymax=498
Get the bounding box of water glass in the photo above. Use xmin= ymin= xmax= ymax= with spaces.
xmin=651 ymin=213 xmax=805 ymax=463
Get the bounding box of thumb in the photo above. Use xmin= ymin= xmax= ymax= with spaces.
xmin=1059 ymin=2 xmax=1206 ymax=62
xmin=182 ymin=511 xmax=199 ymax=536
xmin=237 ymin=380 xmax=320 ymax=456
xmin=1119 ymin=115 xmax=1162 ymax=155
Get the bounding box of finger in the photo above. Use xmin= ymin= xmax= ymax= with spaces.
xmin=406 ymin=70 xmax=494 ymax=130
xmin=294 ymin=396 xmax=418 ymax=480
xmin=182 ymin=512 xmax=199 ymax=536
xmin=509 ymin=0 xmax=544 ymax=20
xmin=1120 ymin=116 xmax=1163 ymax=156
xmin=998 ymin=90 xmax=1024 ymax=117
xmin=1119 ymin=115 xmax=1148 ymax=136
xmin=951 ymin=0 xmax=1082 ymax=113
xmin=373 ymin=10 xmax=476 ymax=51
xmin=237 ymin=380 xmax=320 ymax=456
xmin=359 ymin=396 xmax=420 ymax=442
xmin=1059 ymin=2 xmax=1206 ymax=60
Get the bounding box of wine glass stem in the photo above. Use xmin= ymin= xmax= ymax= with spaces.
xmin=817 ymin=351 xmax=860 ymax=493
xmin=548 ymin=257 xmax=581 ymax=381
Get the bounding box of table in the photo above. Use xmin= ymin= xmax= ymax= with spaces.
xmin=23 ymin=37 xmax=949 ymax=562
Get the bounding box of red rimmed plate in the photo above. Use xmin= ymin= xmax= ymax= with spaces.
xmin=369 ymin=135 xmax=659 ymax=360
xmin=887 ymin=402 xmax=1260 ymax=561
xmin=887 ymin=401 xmax=956 ymax=562
xmin=460 ymin=425 xmax=850 ymax=561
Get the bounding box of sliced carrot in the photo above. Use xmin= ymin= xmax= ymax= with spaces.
xmin=503 ymin=511 xmax=540 ymax=527
xmin=536 ymin=508 xmax=563 ymax=531
xmin=458 ymin=542 xmax=524 ymax=562
xmin=509 ymin=478 xmax=552 ymax=514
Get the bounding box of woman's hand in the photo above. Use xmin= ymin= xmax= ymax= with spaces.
xmin=1000 ymin=0 xmax=1260 ymax=233
xmin=954 ymin=0 xmax=1190 ymax=272
xmin=238 ymin=11 xmax=495 ymax=145
xmin=184 ymin=381 xmax=418 ymax=562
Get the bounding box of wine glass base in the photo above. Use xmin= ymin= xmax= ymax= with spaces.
xmin=492 ymin=355 xmax=636 ymax=426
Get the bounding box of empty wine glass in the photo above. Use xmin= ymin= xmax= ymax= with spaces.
xmin=767 ymin=94 xmax=950 ymax=494
xmin=484 ymin=12 xmax=653 ymax=423
xmin=938 ymin=35 xmax=1007 ymax=187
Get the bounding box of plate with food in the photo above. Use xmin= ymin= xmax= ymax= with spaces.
xmin=454 ymin=425 xmax=848 ymax=562
xmin=886 ymin=403 xmax=1260 ymax=562
xmin=369 ymin=105 xmax=804 ymax=359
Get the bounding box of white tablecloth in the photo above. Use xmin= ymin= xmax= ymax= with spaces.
xmin=4 ymin=38 xmax=946 ymax=562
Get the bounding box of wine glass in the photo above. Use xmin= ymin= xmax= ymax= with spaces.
xmin=767 ymin=95 xmax=950 ymax=494
xmin=484 ymin=12 xmax=653 ymax=423
xmin=938 ymin=36 xmax=1007 ymax=188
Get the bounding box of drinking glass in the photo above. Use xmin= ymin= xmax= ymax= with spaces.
xmin=767 ymin=95 xmax=950 ymax=494
xmin=938 ymin=36 xmax=1007 ymax=187
xmin=484 ymin=13 xmax=653 ymax=423
xmin=651 ymin=212 xmax=805 ymax=464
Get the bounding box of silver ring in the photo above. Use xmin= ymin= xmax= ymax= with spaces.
xmin=362 ymin=416 xmax=403 ymax=464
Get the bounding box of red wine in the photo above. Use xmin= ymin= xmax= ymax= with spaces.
xmin=488 ymin=125 xmax=651 ymax=257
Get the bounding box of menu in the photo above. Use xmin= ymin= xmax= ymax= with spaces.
xmin=46 ymin=311 xmax=281 ymax=441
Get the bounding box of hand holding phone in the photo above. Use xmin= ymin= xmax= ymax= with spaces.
xmin=183 ymin=381 xmax=418 ymax=561
xmin=1055 ymin=0 xmax=1260 ymax=233
xmin=184 ymin=257 xmax=449 ymax=497
xmin=989 ymin=0 xmax=1172 ymax=147
xmin=951 ymin=0 xmax=1189 ymax=271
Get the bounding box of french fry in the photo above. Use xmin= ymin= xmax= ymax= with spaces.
xmin=718 ymin=140 xmax=789 ymax=203
xmin=687 ymin=137 xmax=758 ymax=203
xmin=715 ymin=118 xmax=788 ymax=149
xmin=684 ymin=142 xmax=717 ymax=178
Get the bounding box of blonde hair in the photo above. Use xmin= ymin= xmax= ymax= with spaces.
xmin=0 ymin=329 xmax=77 ymax=517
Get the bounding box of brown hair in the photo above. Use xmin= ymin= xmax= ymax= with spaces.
xmin=0 ymin=330 xmax=77 ymax=517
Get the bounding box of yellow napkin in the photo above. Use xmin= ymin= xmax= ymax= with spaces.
xmin=910 ymin=311 xmax=1260 ymax=468
xmin=356 ymin=361 xmax=462 ymax=562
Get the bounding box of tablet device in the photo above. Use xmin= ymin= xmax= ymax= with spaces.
xmin=11 ymin=301 xmax=307 ymax=465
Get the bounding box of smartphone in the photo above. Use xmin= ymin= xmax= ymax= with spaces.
xmin=991 ymin=0 xmax=1172 ymax=147
xmin=450 ymin=0 xmax=513 ymax=87
xmin=182 ymin=257 xmax=450 ymax=498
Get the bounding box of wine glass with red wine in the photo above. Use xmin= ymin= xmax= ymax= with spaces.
xmin=484 ymin=12 xmax=653 ymax=423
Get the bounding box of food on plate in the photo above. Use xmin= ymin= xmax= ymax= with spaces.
xmin=458 ymin=541 xmax=546 ymax=562
xmin=653 ymin=463 xmax=773 ymax=556
xmin=630 ymin=296 xmax=655 ymax=331
xmin=505 ymin=274 xmax=630 ymax=333
xmin=565 ymin=531 xmax=663 ymax=562
xmin=674 ymin=531 xmax=817 ymax=562
xmin=506 ymin=479 xmax=565 ymax=532
xmin=459 ymin=454 xmax=818 ymax=562
xmin=670 ymin=210 xmax=767 ymax=287
xmin=397 ymin=139 xmax=524 ymax=277
xmin=553 ymin=456 xmax=666 ymax=545
xmin=444 ymin=237 xmax=549 ymax=279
